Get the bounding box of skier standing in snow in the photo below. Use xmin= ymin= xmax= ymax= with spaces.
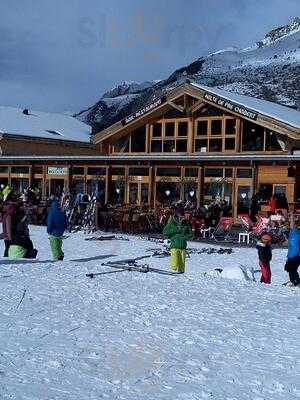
xmin=256 ymin=233 xmax=272 ymax=284
xmin=163 ymin=206 xmax=192 ymax=274
xmin=9 ymin=205 xmax=37 ymax=259
xmin=284 ymin=214 xmax=300 ymax=286
xmin=2 ymin=191 xmax=16 ymax=257
xmin=47 ymin=199 xmax=67 ymax=261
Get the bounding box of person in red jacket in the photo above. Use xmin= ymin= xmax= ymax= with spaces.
xmin=256 ymin=233 xmax=272 ymax=284
xmin=269 ymin=194 xmax=278 ymax=215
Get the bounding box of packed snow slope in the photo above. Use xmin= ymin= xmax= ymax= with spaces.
xmin=0 ymin=226 xmax=299 ymax=400
xmin=75 ymin=17 xmax=300 ymax=132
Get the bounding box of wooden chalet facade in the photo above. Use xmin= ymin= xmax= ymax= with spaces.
xmin=1 ymin=83 xmax=300 ymax=217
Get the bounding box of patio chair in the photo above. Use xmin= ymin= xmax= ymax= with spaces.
xmin=238 ymin=214 xmax=254 ymax=232
xmin=210 ymin=217 xmax=234 ymax=242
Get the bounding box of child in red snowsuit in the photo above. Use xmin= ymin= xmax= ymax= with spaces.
xmin=256 ymin=233 xmax=272 ymax=284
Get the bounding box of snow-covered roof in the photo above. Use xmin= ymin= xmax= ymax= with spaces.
xmin=191 ymin=83 xmax=300 ymax=129
xmin=0 ymin=106 xmax=91 ymax=143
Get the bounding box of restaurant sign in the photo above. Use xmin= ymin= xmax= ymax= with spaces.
xmin=121 ymin=96 xmax=167 ymax=126
xmin=48 ymin=166 xmax=68 ymax=175
xmin=204 ymin=92 xmax=258 ymax=120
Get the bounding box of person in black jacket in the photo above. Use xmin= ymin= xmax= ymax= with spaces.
xmin=256 ymin=233 xmax=272 ymax=284
xmin=10 ymin=206 xmax=37 ymax=259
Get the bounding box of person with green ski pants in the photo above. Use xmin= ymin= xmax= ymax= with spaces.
xmin=47 ymin=199 xmax=67 ymax=261
xmin=163 ymin=206 xmax=192 ymax=273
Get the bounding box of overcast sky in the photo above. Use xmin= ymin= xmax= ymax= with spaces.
xmin=0 ymin=0 xmax=299 ymax=113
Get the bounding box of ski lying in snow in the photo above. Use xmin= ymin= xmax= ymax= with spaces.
xmin=146 ymin=249 xmax=170 ymax=258
xmin=188 ymin=247 xmax=233 ymax=255
xmin=85 ymin=235 xmax=130 ymax=241
xmin=102 ymin=255 xmax=152 ymax=266
xmin=85 ymin=235 xmax=116 ymax=241
xmin=86 ymin=264 xmax=150 ymax=278
xmin=87 ymin=262 xmax=180 ymax=278
xmin=139 ymin=236 xmax=164 ymax=244
xmin=282 ymin=281 xmax=300 ymax=287
xmin=86 ymin=269 xmax=129 ymax=278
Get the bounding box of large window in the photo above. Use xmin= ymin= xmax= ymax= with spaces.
xmin=195 ymin=117 xmax=237 ymax=153
xmin=113 ymin=126 xmax=146 ymax=153
xmin=204 ymin=167 xmax=233 ymax=212
xmin=185 ymin=168 xmax=198 ymax=178
xmin=265 ymin=129 xmax=284 ymax=151
xmin=128 ymin=168 xmax=149 ymax=176
xmin=157 ymin=168 xmax=181 ymax=177
xmin=205 ymin=168 xmax=233 ymax=178
xmin=87 ymin=167 xmax=106 ymax=176
xmin=236 ymin=168 xmax=253 ymax=178
xmin=242 ymin=121 xmax=264 ymax=151
xmin=131 ymin=126 xmax=146 ymax=152
xmin=204 ymin=182 xmax=233 ymax=207
xmin=156 ymin=182 xmax=181 ymax=205
xmin=242 ymin=123 xmax=284 ymax=152
xmin=151 ymin=119 xmax=188 ymax=153
xmin=72 ymin=167 xmax=85 ymax=175
xmin=11 ymin=166 xmax=30 ymax=174
xmin=87 ymin=180 xmax=105 ymax=201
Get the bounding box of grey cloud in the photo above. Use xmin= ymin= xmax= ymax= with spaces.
xmin=0 ymin=0 xmax=299 ymax=112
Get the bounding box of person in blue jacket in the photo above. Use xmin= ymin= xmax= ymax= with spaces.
xmin=47 ymin=199 xmax=67 ymax=261
xmin=285 ymin=214 xmax=300 ymax=286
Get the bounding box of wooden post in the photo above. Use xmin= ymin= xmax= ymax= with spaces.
xmin=198 ymin=166 xmax=203 ymax=208
xmin=84 ymin=166 xmax=88 ymax=194
xmin=124 ymin=166 xmax=129 ymax=204
xmin=146 ymin=124 xmax=150 ymax=153
xmin=148 ymin=165 xmax=154 ymax=207
xmin=232 ymin=167 xmax=237 ymax=220
xmin=65 ymin=165 xmax=70 ymax=193
xmin=235 ymin=118 xmax=241 ymax=152
xmin=29 ymin=165 xmax=33 ymax=187
xmin=187 ymin=117 xmax=194 ymax=154
xmin=105 ymin=166 xmax=111 ymax=204
xmin=42 ymin=165 xmax=47 ymax=198
xmin=153 ymin=166 xmax=157 ymax=207
xmin=252 ymin=161 xmax=257 ymax=195
xmin=239 ymin=120 xmax=243 ymax=152
xmin=180 ymin=166 xmax=185 ymax=201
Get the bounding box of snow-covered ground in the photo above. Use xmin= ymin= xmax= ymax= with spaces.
xmin=0 ymin=226 xmax=299 ymax=400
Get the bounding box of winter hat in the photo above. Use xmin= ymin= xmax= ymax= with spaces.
xmin=175 ymin=206 xmax=184 ymax=217
xmin=260 ymin=233 xmax=272 ymax=243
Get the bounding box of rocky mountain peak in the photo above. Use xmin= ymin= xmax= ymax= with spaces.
xmin=76 ymin=17 xmax=300 ymax=132
xmin=257 ymin=16 xmax=300 ymax=48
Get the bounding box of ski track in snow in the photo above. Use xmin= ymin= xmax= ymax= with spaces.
xmin=0 ymin=226 xmax=299 ymax=400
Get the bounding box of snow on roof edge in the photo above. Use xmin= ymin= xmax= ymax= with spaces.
xmin=190 ymin=82 xmax=300 ymax=130
xmin=0 ymin=106 xmax=92 ymax=143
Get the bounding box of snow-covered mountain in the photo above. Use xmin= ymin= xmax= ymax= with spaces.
xmin=75 ymin=17 xmax=300 ymax=133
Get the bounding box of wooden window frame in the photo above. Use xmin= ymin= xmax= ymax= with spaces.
xmin=194 ymin=116 xmax=237 ymax=153
xmin=150 ymin=118 xmax=189 ymax=153
xmin=241 ymin=124 xmax=286 ymax=153
xmin=111 ymin=126 xmax=147 ymax=154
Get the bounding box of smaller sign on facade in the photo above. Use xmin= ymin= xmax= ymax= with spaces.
xmin=121 ymin=96 xmax=167 ymax=126
xmin=204 ymin=92 xmax=258 ymax=121
xmin=48 ymin=166 xmax=68 ymax=175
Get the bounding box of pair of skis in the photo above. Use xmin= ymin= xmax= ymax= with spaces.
xmin=86 ymin=255 xmax=181 ymax=278
xmin=84 ymin=235 xmax=129 ymax=242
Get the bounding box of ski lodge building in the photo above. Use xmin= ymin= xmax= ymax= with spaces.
xmin=1 ymin=82 xmax=300 ymax=217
